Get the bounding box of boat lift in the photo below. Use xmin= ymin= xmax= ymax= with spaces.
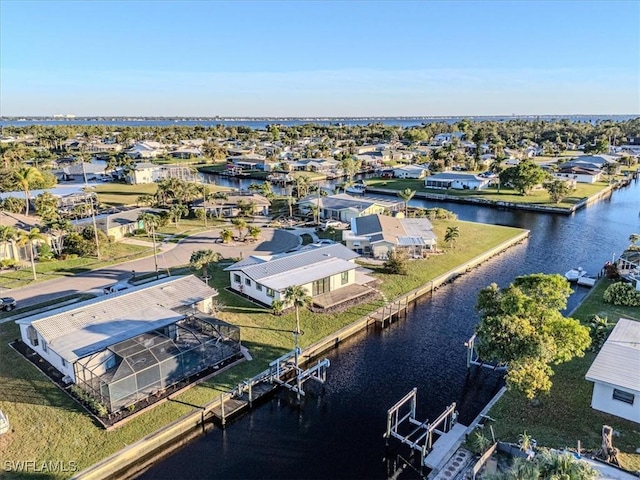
xmin=384 ymin=388 xmax=459 ymax=467
xmin=268 ymin=348 xmax=331 ymax=397
xmin=465 ymin=334 xmax=507 ymax=372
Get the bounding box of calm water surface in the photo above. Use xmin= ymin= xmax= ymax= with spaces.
xmin=141 ymin=181 xmax=640 ymax=480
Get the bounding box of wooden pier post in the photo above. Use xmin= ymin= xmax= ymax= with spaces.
xmin=220 ymin=393 xmax=226 ymax=428
xmin=248 ymin=381 xmax=253 ymax=407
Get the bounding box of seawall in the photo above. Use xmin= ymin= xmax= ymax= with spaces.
xmin=72 ymin=229 xmax=530 ymax=480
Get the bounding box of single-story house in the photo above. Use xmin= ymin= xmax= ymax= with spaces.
xmin=343 ymin=214 xmax=437 ymax=259
xmin=169 ymin=147 xmax=203 ymax=159
xmin=193 ymin=192 xmax=270 ymax=217
xmin=0 ymin=211 xmax=41 ymax=262
xmin=225 ymin=243 xmax=361 ymax=307
xmin=60 ymin=162 xmax=109 ymax=182
xmin=228 ymin=154 xmax=275 ymax=171
xmin=393 ymin=165 xmax=429 ymax=179
xmin=126 ymin=164 xmax=199 ymax=184
xmin=553 ymin=167 xmax=603 ymax=184
xmin=72 ymin=208 xmax=166 ymax=241
xmin=16 ymin=275 xmax=239 ymax=413
xmin=291 ymin=158 xmax=340 ymax=173
xmin=585 ymin=318 xmax=640 ymax=424
xmin=298 ymin=193 xmax=403 ymax=222
xmin=424 ymin=172 xmax=491 ymax=190
xmin=126 ymin=141 xmax=165 ymax=159
xmin=617 ymin=249 xmax=640 ymax=290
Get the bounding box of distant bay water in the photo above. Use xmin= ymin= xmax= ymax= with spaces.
xmin=0 ymin=115 xmax=638 ymax=129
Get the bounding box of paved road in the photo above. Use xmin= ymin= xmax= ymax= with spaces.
xmin=2 ymin=227 xmax=300 ymax=309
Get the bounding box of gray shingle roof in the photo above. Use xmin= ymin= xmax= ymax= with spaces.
xmin=17 ymin=275 xmax=217 ymax=362
xmin=585 ymin=318 xmax=640 ymax=392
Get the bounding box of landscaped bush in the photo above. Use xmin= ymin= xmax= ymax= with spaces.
xmin=0 ymin=259 xmax=18 ymax=270
xmin=69 ymin=385 xmax=108 ymax=417
xmin=602 ymin=281 xmax=640 ymax=306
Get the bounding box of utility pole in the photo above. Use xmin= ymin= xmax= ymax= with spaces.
xmin=151 ymin=224 xmax=159 ymax=279
xmin=90 ymin=194 xmax=101 ymax=260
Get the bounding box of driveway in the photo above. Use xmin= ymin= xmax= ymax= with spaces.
xmin=2 ymin=227 xmax=299 ymax=309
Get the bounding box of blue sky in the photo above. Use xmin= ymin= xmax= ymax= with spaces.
xmin=1 ymin=0 xmax=638 ymax=116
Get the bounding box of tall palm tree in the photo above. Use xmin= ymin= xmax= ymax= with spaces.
xmin=138 ymin=212 xmax=161 ymax=279
xmin=17 ymin=228 xmax=46 ymax=280
xmin=444 ymin=225 xmax=460 ymax=249
xmin=283 ymin=285 xmax=311 ymax=400
xmin=13 ymin=167 xmax=44 ymax=216
xmin=189 ymin=249 xmax=220 ymax=285
xmin=397 ymin=188 xmax=416 ymax=216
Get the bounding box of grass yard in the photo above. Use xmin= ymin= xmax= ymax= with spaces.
xmin=0 ymin=243 xmax=151 ymax=290
xmin=0 ymin=219 xmax=525 ymax=478
xmin=94 ymin=183 xmax=232 ymax=207
xmin=366 ymin=177 xmax=612 ymax=209
xmin=488 ymin=279 xmax=640 ymax=472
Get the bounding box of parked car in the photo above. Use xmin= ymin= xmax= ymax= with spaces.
xmin=318 ymin=220 xmax=342 ymax=231
xmin=103 ymin=282 xmax=130 ymax=294
xmin=1 ymin=297 xmax=16 ymax=311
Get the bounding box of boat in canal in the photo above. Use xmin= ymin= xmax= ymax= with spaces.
xmin=565 ymin=267 xmax=587 ymax=282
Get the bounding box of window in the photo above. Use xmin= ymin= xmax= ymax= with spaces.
xmin=27 ymin=326 xmax=39 ymax=347
xmin=245 ymin=278 xmax=251 ymax=287
xmin=61 ymin=357 xmax=66 ymax=367
xmin=266 ymin=288 xmax=275 ymax=298
xmin=341 ymin=271 xmax=349 ymax=285
xmin=256 ymin=284 xmax=263 ymax=291
xmin=613 ymin=389 xmax=635 ymax=405
xmin=313 ymin=277 xmax=330 ymax=296
xmin=41 ymin=338 xmax=48 ymax=353
xmin=233 ymin=274 xmax=241 ymax=283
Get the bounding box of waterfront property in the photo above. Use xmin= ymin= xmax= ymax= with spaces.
xmin=392 ymin=164 xmax=429 ymax=179
xmin=585 ymin=318 xmax=640 ymax=424
xmin=125 ymin=163 xmax=199 ymax=184
xmin=16 ymin=275 xmax=241 ymax=414
xmin=298 ymin=193 xmax=402 ymax=222
xmin=343 ymin=213 xmax=437 ymax=259
xmin=617 ymin=249 xmax=640 ymax=290
xmin=192 ymin=191 xmax=270 ymax=217
xmin=224 ymin=243 xmax=373 ymax=308
xmin=424 ymin=172 xmax=491 ymax=190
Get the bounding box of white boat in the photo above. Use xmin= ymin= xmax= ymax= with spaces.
xmin=577 ymin=275 xmax=597 ymax=287
xmin=346 ymin=184 xmax=366 ymax=194
xmin=0 ymin=410 xmax=9 ymax=435
xmin=565 ymin=267 xmax=587 ymax=282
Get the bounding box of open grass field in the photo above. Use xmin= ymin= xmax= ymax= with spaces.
xmin=488 ymin=279 xmax=640 ymax=472
xmin=0 ymin=219 xmax=525 ymax=477
xmin=94 ymin=183 xmax=232 ymax=207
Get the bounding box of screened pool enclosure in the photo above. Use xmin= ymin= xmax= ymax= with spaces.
xmin=74 ymin=315 xmax=241 ymax=413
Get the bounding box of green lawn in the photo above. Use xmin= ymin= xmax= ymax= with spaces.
xmin=366 ymin=178 xmax=612 ymax=209
xmin=488 ymin=279 xmax=640 ymax=472
xmin=0 ymin=243 xmax=151 ymax=290
xmin=0 ymin=219 xmax=525 ymax=478
xmin=94 ymin=183 xmax=232 ymax=207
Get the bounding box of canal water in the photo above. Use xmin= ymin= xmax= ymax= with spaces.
xmin=141 ymin=180 xmax=640 ymax=480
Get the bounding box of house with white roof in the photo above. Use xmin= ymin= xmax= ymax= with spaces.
xmin=126 ymin=141 xmax=165 ymax=159
xmin=16 ymin=275 xmax=240 ymax=413
xmin=393 ymin=165 xmax=429 ymax=179
xmin=343 ymin=214 xmax=437 ymax=259
xmin=224 ymin=244 xmax=363 ymax=307
xmin=585 ymin=318 xmax=640 ymax=423
xmin=425 ymin=172 xmax=491 ymax=190
xmin=298 ymin=193 xmax=402 ymax=222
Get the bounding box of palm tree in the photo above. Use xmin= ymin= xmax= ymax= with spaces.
xmin=283 ymin=285 xmax=311 ymax=401
xmin=220 ymin=228 xmax=233 ymax=243
xmin=231 ymin=217 xmax=247 ymax=240
xmin=169 ymin=203 xmax=188 ymax=226
xmin=17 ymin=228 xmax=46 ymax=280
xmin=247 ymin=225 xmax=261 ymax=242
xmin=189 ymin=249 xmax=221 ymax=285
xmin=308 ymin=204 xmax=320 ymax=225
xmin=13 ymin=167 xmax=43 ymax=216
xmin=444 ymin=225 xmax=459 ymax=249
xmin=397 ymin=188 xmax=416 ymax=216
xmin=138 ymin=212 xmax=161 ymax=279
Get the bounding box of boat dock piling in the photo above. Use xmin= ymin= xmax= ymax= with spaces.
xmin=205 ymin=349 xmax=331 ymax=427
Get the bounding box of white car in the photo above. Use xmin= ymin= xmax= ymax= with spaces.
xmin=318 ymin=220 xmax=342 ymax=231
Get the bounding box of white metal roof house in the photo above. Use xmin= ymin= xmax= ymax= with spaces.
xmin=298 ymin=193 xmax=402 ymax=222
xmin=125 ymin=141 xmax=165 ymax=159
xmin=585 ymin=318 xmax=640 ymax=424
xmin=343 ymin=214 xmax=437 ymax=259
xmin=224 ymin=244 xmax=361 ymax=307
xmin=16 ymin=276 xmax=240 ymax=413
xmin=425 ymin=172 xmax=491 ymax=190
xmin=393 ymin=165 xmax=429 ymax=179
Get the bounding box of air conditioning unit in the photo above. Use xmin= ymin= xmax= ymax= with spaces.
xmin=62 ymin=376 xmax=73 ymax=385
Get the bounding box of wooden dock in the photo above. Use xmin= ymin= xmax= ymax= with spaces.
xmin=423 ymin=423 xmax=468 ymax=469
xmin=207 ymin=382 xmax=278 ymax=425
